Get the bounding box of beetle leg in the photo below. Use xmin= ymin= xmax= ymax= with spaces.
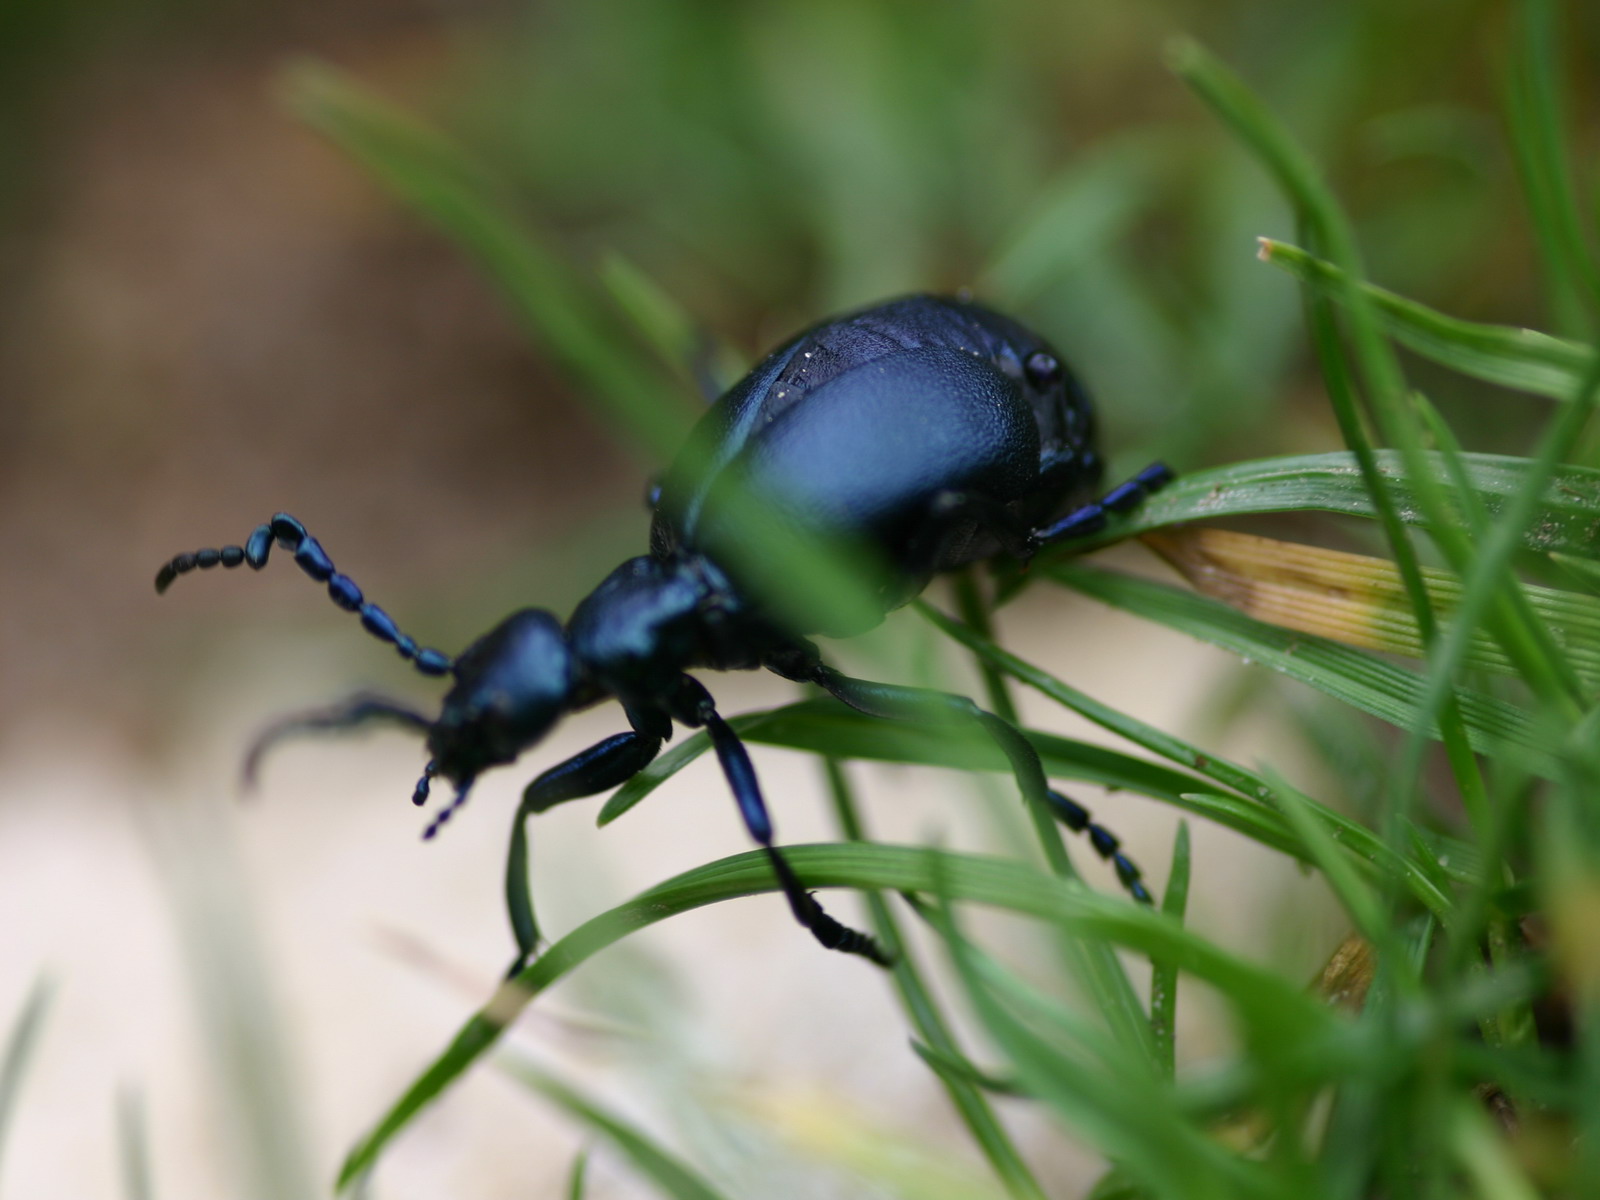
xmin=917 ymin=490 xmax=1036 ymax=562
xmin=502 ymin=730 xmax=666 ymax=976
xmin=770 ymin=652 xmax=1152 ymax=906
xmin=241 ymin=692 xmax=433 ymax=789
xmin=666 ymin=676 xmax=891 ymax=966
xmin=1027 ymin=461 xmax=1175 ymax=550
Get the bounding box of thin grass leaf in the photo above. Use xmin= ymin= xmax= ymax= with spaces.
xmin=1151 ymin=823 xmax=1191 ymax=1080
xmin=285 ymin=60 xmax=885 ymax=638
xmin=597 ymin=699 xmax=1311 ymax=867
xmin=337 ymin=843 xmax=1332 ymax=1188
xmin=925 ymin=889 xmax=1273 ymax=1200
xmin=283 ymin=61 xmax=695 ymax=461
xmin=566 ymin=1147 xmax=590 ymax=1200
xmin=0 ymin=975 xmax=54 ymax=1185
xmin=908 ymin=1040 xmax=1025 ymax=1098
xmin=1047 ymin=562 xmax=1544 ymax=760
xmin=1143 ymin=527 xmax=1600 ymax=689
xmin=598 ymin=252 xmax=702 ymax=383
xmin=1259 ymin=239 xmax=1593 ymax=400
xmin=1504 ymin=0 xmax=1600 ymax=334
xmin=823 ymin=761 xmax=1048 ymax=1200
xmin=981 ymin=133 xmax=1167 ymax=304
xmin=919 ymin=600 xmax=1458 ymax=914
xmin=498 ymin=1055 xmax=731 ymax=1200
xmin=1266 ymin=770 xmax=1399 ymax=967
xmin=1449 ymin=1099 xmax=1542 ymax=1200
xmin=117 ymin=1087 xmax=154 ymax=1200
xmin=1020 ymin=451 xmax=1600 ymax=561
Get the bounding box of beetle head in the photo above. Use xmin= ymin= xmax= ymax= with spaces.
xmin=415 ymin=608 xmax=576 ymax=836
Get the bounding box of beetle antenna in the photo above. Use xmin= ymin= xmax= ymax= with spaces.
xmin=154 ymin=513 xmax=453 ymax=678
xmin=421 ymin=780 xmax=474 ymax=840
xmin=242 ymin=693 xmax=434 ymax=789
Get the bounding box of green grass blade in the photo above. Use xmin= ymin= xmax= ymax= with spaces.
xmin=285 ymin=60 xmax=884 ymax=638
xmin=566 ymin=1148 xmax=590 ymax=1200
xmin=0 ymin=975 xmax=54 ymax=1186
xmin=926 ymin=891 xmax=1272 ymax=1200
xmin=596 ymin=699 xmax=1311 ymax=861
xmin=337 ymin=843 xmax=1332 ymax=1187
xmin=1504 ymin=0 xmax=1600 ymax=334
xmin=823 ymin=760 xmax=1048 ymax=1200
xmin=1047 ymin=563 xmax=1544 ymax=760
xmin=498 ymin=1055 xmax=732 ymax=1200
xmin=1259 ymin=239 xmax=1593 ymax=400
xmin=117 ymin=1086 xmax=155 ymax=1200
xmin=1024 ymin=452 xmax=1600 ymax=560
xmin=919 ymin=600 xmax=1457 ymax=914
xmin=1151 ymin=823 xmax=1192 ymax=1080
xmin=283 ymin=61 xmax=695 ymax=462
xmin=981 ymin=133 xmax=1167 ymax=304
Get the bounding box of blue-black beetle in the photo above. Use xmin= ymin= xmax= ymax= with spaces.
xmin=156 ymin=294 xmax=1172 ymax=969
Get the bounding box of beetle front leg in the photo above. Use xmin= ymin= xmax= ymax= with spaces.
xmin=767 ymin=650 xmax=1152 ymax=905
xmin=505 ymin=730 xmax=664 ymax=976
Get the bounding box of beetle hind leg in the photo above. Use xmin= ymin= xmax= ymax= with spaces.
xmin=1027 ymin=461 xmax=1174 ymax=550
xmin=768 ymin=649 xmax=1154 ymax=907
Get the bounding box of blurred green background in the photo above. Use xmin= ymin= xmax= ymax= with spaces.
xmin=1 ymin=1 xmax=1596 ymax=1196
xmin=3 ymin=0 xmax=1595 ymax=736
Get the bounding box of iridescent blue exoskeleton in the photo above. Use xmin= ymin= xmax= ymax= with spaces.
xmin=155 ymin=295 xmax=1173 ymax=970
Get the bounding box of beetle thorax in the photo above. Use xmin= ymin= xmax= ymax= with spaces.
xmin=566 ymin=554 xmax=739 ymax=699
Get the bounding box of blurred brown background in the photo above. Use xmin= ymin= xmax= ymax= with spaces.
xmin=1 ymin=0 xmax=1594 ymax=1196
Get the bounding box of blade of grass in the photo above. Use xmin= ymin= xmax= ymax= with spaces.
xmin=498 ymin=1054 xmax=732 ymax=1200
xmin=117 ymin=1086 xmax=155 ymax=1200
xmin=822 ymin=759 xmax=1048 ymax=1200
xmin=950 ymin=571 xmax=1156 ymax=1070
xmin=918 ymin=599 xmax=1456 ymax=916
xmin=1010 ymin=451 xmax=1600 ymax=562
xmin=337 ymin=842 xmax=1333 ymax=1188
xmin=1151 ymin=823 xmax=1192 ymax=1080
xmin=566 ymin=1148 xmax=590 ymax=1200
xmin=596 ymin=699 xmax=1335 ymax=876
xmin=285 ymin=59 xmax=886 ymax=642
xmin=0 ymin=975 xmax=54 ymax=1186
xmin=1504 ymin=0 xmax=1600 ymax=334
xmin=924 ymin=884 xmax=1274 ymax=1200
xmin=1046 ymin=563 xmax=1545 ymax=759
xmin=1259 ymin=239 xmax=1593 ymax=399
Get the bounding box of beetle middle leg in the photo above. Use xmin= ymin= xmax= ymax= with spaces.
xmin=767 ymin=648 xmax=1151 ymax=904
xmin=666 ymin=676 xmax=892 ymax=966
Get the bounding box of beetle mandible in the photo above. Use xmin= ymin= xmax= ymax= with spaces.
xmin=155 ymin=294 xmax=1173 ymax=970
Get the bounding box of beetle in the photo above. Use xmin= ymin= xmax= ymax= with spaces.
xmin=155 ymin=294 xmax=1172 ymax=970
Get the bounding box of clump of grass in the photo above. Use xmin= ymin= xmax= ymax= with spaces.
xmin=271 ymin=3 xmax=1600 ymax=1194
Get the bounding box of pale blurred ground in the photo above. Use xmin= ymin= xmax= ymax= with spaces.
xmin=0 ymin=580 xmax=1339 ymax=1199
xmin=0 ymin=5 xmax=1380 ymax=1197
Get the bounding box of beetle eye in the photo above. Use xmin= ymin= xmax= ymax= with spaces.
xmin=1024 ymin=352 xmax=1062 ymax=388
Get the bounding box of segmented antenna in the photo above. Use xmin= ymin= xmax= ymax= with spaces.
xmin=422 ymin=779 xmax=474 ymax=840
xmin=154 ymin=513 xmax=453 ymax=677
